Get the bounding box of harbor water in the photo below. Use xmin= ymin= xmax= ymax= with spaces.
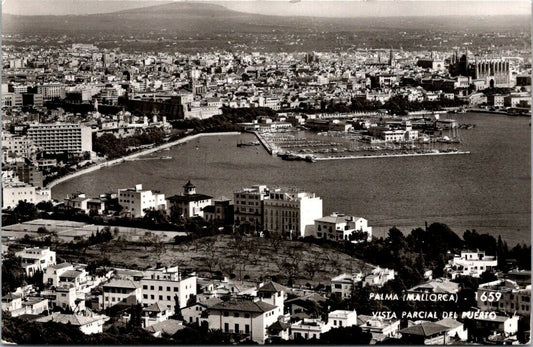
xmin=52 ymin=113 xmax=531 ymax=245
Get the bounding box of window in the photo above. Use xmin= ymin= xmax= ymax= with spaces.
xmin=234 ymin=313 xmax=239 ymax=318
xmin=244 ymin=313 xmax=250 ymax=318
xmin=223 ymin=312 xmax=229 ymax=317
xmin=159 ymin=286 xmax=163 ymax=291
xmin=235 ymin=324 xmax=240 ymax=333
xmin=167 ymin=287 xmax=171 ymax=292
xmin=150 ymin=286 xmax=154 ymax=290
xmin=159 ymin=295 xmax=163 ymax=300
xmin=143 ymin=285 xmax=148 ymax=290
xmin=174 ymin=287 xmax=179 ymax=292
xmin=224 ymin=323 xmax=229 ymax=333
xmin=143 ymin=294 xmax=148 ymax=299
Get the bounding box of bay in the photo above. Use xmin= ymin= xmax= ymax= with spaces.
xmin=52 ymin=113 xmax=531 ymax=245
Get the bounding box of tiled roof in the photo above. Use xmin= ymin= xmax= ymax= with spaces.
xmin=60 ymin=270 xmax=82 ymax=278
xmin=209 ymin=299 xmax=276 ymax=313
xmin=103 ymin=279 xmax=140 ymax=289
xmin=257 ymin=281 xmax=286 ymax=293
xmin=167 ymin=193 xmax=213 ymax=203
xmin=143 ymin=302 xmax=167 ymax=313
xmin=399 ymin=322 xmax=448 ymax=337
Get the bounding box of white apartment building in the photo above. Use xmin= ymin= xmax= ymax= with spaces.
xmin=358 ymin=314 xmax=401 ymax=341
xmin=2 ymin=133 xmax=37 ymax=163
xmin=37 ymin=83 xmax=64 ymax=100
xmin=15 ymin=247 xmax=56 ymax=277
xmin=140 ymin=266 xmax=197 ymax=312
xmin=363 ymin=267 xmax=396 ymax=288
xmin=291 ymin=318 xmax=331 ymax=340
xmin=102 ymin=279 xmax=142 ymax=308
xmin=445 ymin=250 xmax=498 ymax=279
xmin=118 ymin=184 xmax=167 ymax=218
xmin=27 ymin=123 xmax=92 ymax=154
xmin=263 ymin=188 xmax=323 ymax=238
xmin=477 ymin=279 xmax=531 ymax=317
xmin=2 ymin=180 xmax=36 ymax=209
xmin=328 ymin=310 xmax=358 ymax=329
xmin=44 ymin=263 xmax=76 ymax=287
xmin=328 ymin=310 xmax=358 ymax=328
xmin=206 ymin=298 xmax=280 ymax=344
xmin=331 ymin=273 xmax=363 ymax=299
xmin=313 ymin=213 xmax=372 ymax=242
xmin=234 ymin=185 xmax=270 ymax=230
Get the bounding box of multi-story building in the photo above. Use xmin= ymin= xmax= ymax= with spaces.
xmin=206 ymin=298 xmax=280 ymax=344
xmin=102 ymin=279 xmax=142 ymax=309
xmin=263 ymin=188 xmax=323 ymax=238
xmin=477 ymin=279 xmax=531 ymax=317
xmin=1 ymin=133 xmax=38 ymax=163
xmin=15 ymin=247 xmax=56 ymax=277
xmin=166 ymin=181 xmax=212 ymax=219
xmin=444 ymin=250 xmax=498 ymax=279
xmin=331 ymin=273 xmax=363 ymax=299
xmin=37 ymin=83 xmax=65 ymax=101
xmin=14 ymin=163 xmax=44 ymax=188
xmin=290 ymin=318 xmax=331 ymax=340
xmin=140 ymin=266 xmax=197 ymax=312
xmin=233 ymin=185 xmax=270 ymax=231
xmin=44 ymin=263 xmax=76 ymax=287
xmin=357 ymin=314 xmax=401 ymax=342
xmin=27 ymin=123 xmax=92 ymax=154
xmin=2 ymin=179 xmax=36 ymax=209
xmin=313 ymin=213 xmax=372 ymax=242
xmin=363 ymin=267 xmax=396 ymax=288
xmin=117 ymin=184 xmax=167 ymax=218
xmin=203 ymin=197 xmax=234 ymax=225
xmin=328 ymin=310 xmax=358 ymax=329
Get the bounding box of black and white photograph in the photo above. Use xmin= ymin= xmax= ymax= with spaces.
xmin=1 ymin=0 xmax=531 ymax=344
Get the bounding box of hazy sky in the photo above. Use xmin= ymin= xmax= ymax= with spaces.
xmin=3 ymin=0 xmax=531 ymax=17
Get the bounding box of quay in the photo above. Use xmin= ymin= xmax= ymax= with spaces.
xmin=313 ymin=151 xmax=471 ymax=161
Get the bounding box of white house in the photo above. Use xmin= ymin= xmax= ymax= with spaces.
xmin=34 ymin=311 xmax=109 ymax=335
xmin=15 ymin=247 xmax=56 ymax=277
xmin=331 ymin=273 xmax=363 ymax=299
xmin=166 ymin=181 xmax=212 ymax=219
xmin=445 ymin=250 xmax=498 ymax=279
xmin=102 ymin=279 xmax=142 ymax=308
xmin=291 ymin=318 xmax=331 ymax=340
xmin=140 ymin=266 xmax=197 ymax=312
xmin=118 ymin=184 xmax=167 ymax=218
xmin=313 ymin=213 xmax=372 ymax=242
xmin=363 ymin=267 xmax=395 ymax=287
xmin=44 ymin=263 xmax=75 ymax=287
xmin=328 ymin=310 xmax=357 ymax=328
xmin=206 ymin=298 xmax=280 ymax=344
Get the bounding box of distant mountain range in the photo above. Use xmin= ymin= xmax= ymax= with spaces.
xmin=3 ymin=2 xmax=530 ymax=34
xmin=2 ymin=2 xmax=530 ymax=52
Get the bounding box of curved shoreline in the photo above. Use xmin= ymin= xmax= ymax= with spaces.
xmin=47 ymin=131 xmax=241 ymax=190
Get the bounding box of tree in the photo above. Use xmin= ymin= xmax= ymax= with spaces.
xmin=13 ymin=200 xmax=39 ymax=221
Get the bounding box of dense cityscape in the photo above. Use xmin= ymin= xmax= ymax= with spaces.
xmin=1 ymin=1 xmax=531 ymax=345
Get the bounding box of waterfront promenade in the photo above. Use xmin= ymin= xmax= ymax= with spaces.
xmin=46 ymin=131 xmax=241 ymax=189
xmin=313 ymin=150 xmax=471 ymax=161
